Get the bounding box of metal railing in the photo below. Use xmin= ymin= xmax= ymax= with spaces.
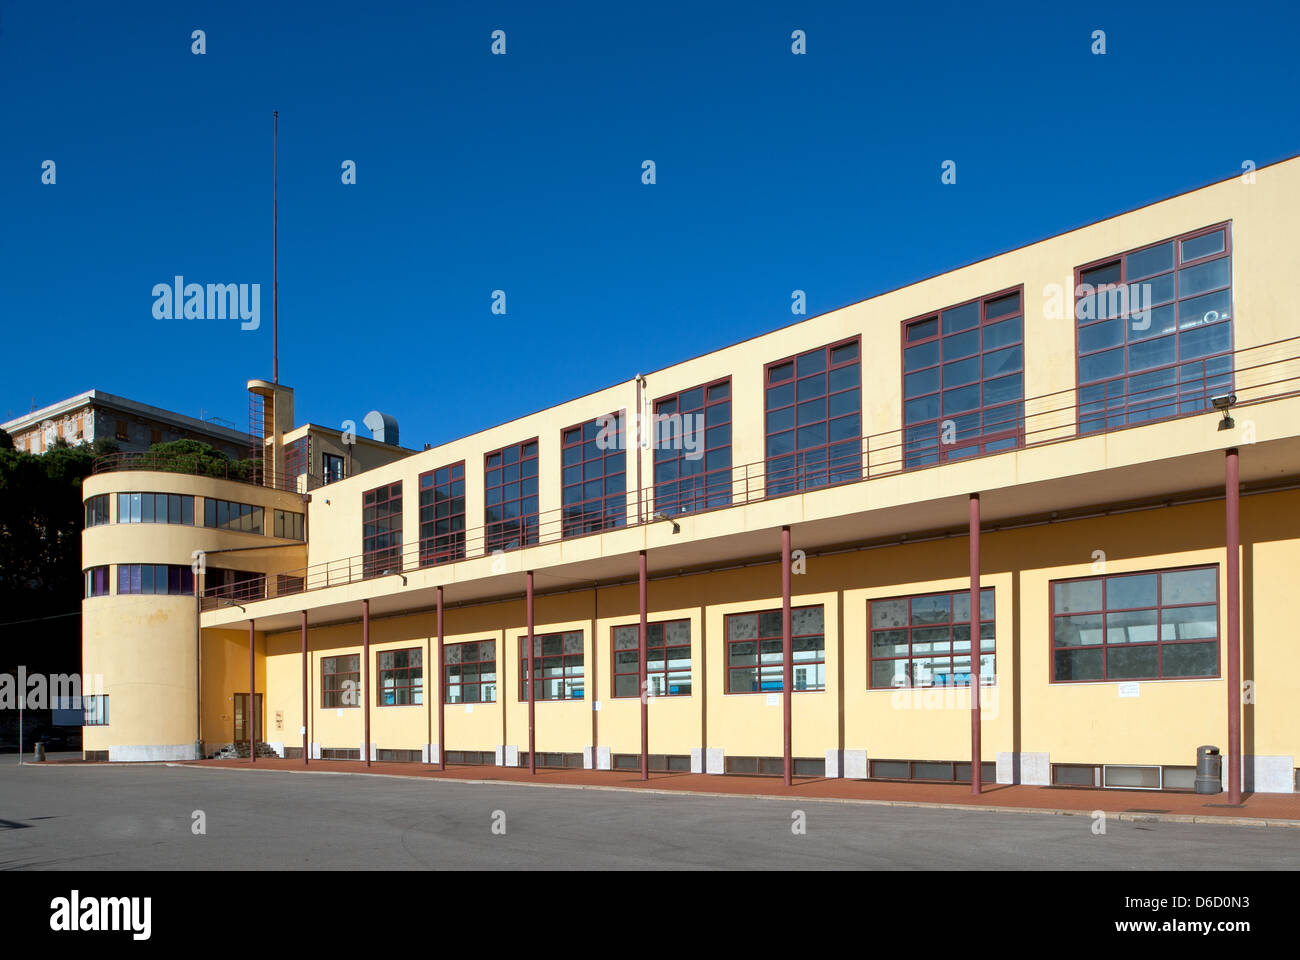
xmin=91 ymin=451 xmax=332 ymax=494
xmin=194 ymin=335 xmax=1300 ymax=610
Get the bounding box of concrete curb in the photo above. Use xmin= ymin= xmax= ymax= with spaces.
xmin=163 ymin=762 xmax=1300 ymax=829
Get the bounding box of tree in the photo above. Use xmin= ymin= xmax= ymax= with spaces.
xmin=146 ymin=438 xmax=260 ymax=482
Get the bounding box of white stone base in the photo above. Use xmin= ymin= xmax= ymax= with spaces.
xmin=108 ymin=744 xmax=196 ymax=762
xmin=267 ymin=741 xmax=285 ymax=758
xmin=423 ymin=743 xmax=439 ymax=764
xmin=496 ymin=744 xmax=519 ymax=767
xmin=596 ymin=746 xmax=611 ymax=770
xmin=996 ymin=751 xmax=1050 ymax=785
xmin=310 ymin=742 xmax=321 ymax=760
xmin=583 ymin=746 xmax=594 ymax=769
xmin=705 ymin=747 xmax=724 ymax=775
xmin=1223 ymin=755 xmax=1294 ymax=793
xmin=825 ymin=749 xmax=868 ymax=779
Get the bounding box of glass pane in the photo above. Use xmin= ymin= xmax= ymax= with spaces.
xmin=1161 ymin=605 xmax=1217 ymax=641
xmin=871 ymin=598 xmax=908 ymax=629
xmin=1106 ymin=573 xmax=1157 ymax=609
xmin=1054 ymin=614 xmax=1104 ymax=647
xmin=1054 ymin=580 xmax=1102 ymax=613
xmin=1125 ymin=241 xmax=1173 ymax=279
xmin=1160 ymin=641 xmax=1217 ymax=677
xmin=1054 ymin=648 xmax=1103 ymax=681
xmin=1107 ymin=644 xmax=1159 ymax=679
xmin=1106 ymin=609 xmax=1158 ymax=644
xmin=1162 ymin=568 xmax=1216 ymax=605
xmin=1181 ymin=230 xmax=1225 ymax=262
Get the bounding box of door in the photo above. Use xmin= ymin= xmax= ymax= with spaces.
xmin=233 ymin=694 xmax=263 ymax=742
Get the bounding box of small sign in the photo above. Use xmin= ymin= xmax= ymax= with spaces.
xmin=299 ymin=725 xmax=306 ymax=735
xmin=766 ymin=693 xmax=780 ymax=706
xmin=593 ymin=701 xmax=602 ymax=712
xmin=1118 ymin=682 xmax=1140 ymax=698
xmin=465 ymin=704 xmax=473 ymax=714
xmin=336 ymin=708 xmax=343 ymax=717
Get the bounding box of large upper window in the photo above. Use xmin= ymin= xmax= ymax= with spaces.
xmin=869 ymin=588 xmax=995 ymax=688
xmin=562 ymin=415 xmax=626 ymax=537
xmin=653 ymin=380 xmax=731 ymax=515
xmin=284 ymin=436 xmax=309 ymax=479
xmin=322 ymin=452 xmax=345 ymax=484
xmin=444 ymin=640 xmax=497 ymax=703
xmin=519 ymin=631 xmax=584 ymax=700
xmin=85 ymin=494 xmax=110 ymax=527
xmin=117 ymin=564 xmax=194 ymax=596
xmin=362 ymin=482 xmax=403 ymax=577
xmin=204 ymin=568 xmax=265 ymax=601
xmin=1075 ymin=224 xmax=1232 ymax=433
xmin=377 ymin=648 xmax=423 ymax=706
xmin=204 ymin=498 xmax=262 ymax=533
xmin=322 ymin=655 xmax=360 ymax=708
xmin=611 ymin=620 xmax=692 ymax=697
xmin=485 ymin=440 xmax=539 ymax=552
xmin=725 ymin=606 xmax=825 ymax=693
xmin=765 ymin=340 xmax=860 ymax=496
xmin=902 ymin=289 xmax=1024 ymax=468
xmin=419 ymin=462 xmax=466 ymax=565
xmin=1052 ymin=565 xmax=1219 ymax=682
xmin=119 ymin=492 xmax=195 ymax=525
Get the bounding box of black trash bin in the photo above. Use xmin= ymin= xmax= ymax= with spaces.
xmin=33 ymin=742 xmax=46 ymax=762
xmin=1195 ymin=745 xmax=1221 ymax=794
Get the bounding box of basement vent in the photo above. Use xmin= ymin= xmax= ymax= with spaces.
xmin=725 ymin=756 xmax=826 ymax=778
xmin=870 ymin=759 xmax=997 ymax=784
xmin=1052 ymin=763 xmax=1195 ymax=792
xmin=613 ymin=753 xmax=691 ymax=773
xmin=445 ymin=750 xmax=496 ymax=766
xmin=282 ymin=747 xmax=303 ymax=759
xmin=376 ymin=749 xmax=422 ymax=763
xmin=83 ymin=750 xmax=108 ymax=763
xmin=320 ymin=748 xmax=360 ymax=761
xmin=518 ymin=752 xmax=583 ymax=769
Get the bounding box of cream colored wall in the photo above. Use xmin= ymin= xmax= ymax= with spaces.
xmin=258 ymin=488 xmax=1300 ymax=773
xmin=81 ymin=471 xmax=305 ymax=755
xmin=292 ymin=158 xmax=1300 ymax=594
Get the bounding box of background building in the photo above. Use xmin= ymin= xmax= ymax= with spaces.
xmin=81 ymin=157 xmax=1300 ymax=798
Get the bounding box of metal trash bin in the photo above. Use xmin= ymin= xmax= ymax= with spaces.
xmin=33 ymin=742 xmax=46 ymax=762
xmin=1195 ymin=745 xmax=1221 ymax=794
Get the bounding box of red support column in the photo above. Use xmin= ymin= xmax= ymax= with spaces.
xmin=363 ymin=599 xmax=371 ymax=768
xmin=782 ymin=526 xmax=792 ymax=787
xmin=639 ymin=550 xmax=649 ymax=781
xmin=437 ymin=586 xmax=445 ymax=771
xmin=301 ymin=611 xmax=308 ymax=766
xmin=969 ymin=493 xmax=982 ymax=795
xmin=527 ymin=571 xmax=536 ymax=776
xmin=248 ymin=619 xmax=256 ymax=763
xmin=1226 ymin=448 xmax=1242 ymax=805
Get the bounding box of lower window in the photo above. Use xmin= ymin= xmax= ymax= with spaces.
xmin=724 ymin=606 xmax=825 ymax=693
xmin=84 ymin=695 xmax=109 ymax=726
xmin=375 ymin=749 xmax=422 ymax=762
xmin=1051 ymin=763 xmax=1196 ymax=791
xmin=519 ymin=632 xmax=585 ymax=701
xmin=320 ymin=748 xmax=361 ymax=760
xmin=377 ymin=648 xmax=422 ymax=706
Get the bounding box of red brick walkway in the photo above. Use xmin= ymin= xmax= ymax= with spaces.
xmin=184 ymin=757 xmax=1300 ymax=826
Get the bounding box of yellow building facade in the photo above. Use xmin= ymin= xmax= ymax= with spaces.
xmin=82 ymin=157 xmax=1300 ymax=794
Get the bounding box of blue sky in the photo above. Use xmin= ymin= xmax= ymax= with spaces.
xmin=2 ymin=0 xmax=1297 ymax=448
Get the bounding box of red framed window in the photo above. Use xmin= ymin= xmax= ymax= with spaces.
xmin=203 ymin=568 xmax=265 ymax=601
xmin=869 ymin=588 xmax=995 ymax=688
xmin=724 ymin=606 xmax=824 ymax=693
xmin=419 ymin=461 xmax=466 ymax=565
xmin=519 ymin=631 xmax=584 ymax=700
xmin=902 ymin=288 xmax=1024 ymax=468
xmin=485 ymin=440 xmax=539 ymax=552
xmin=611 ymin=619 xmax=692 ymax=697
xmin=362 ymin=481 xmax=403 ymax=577
xmin=444 ymin=640 xmax=497 ymax=703
xmin=1075 ymin=223 xmax=1233 ymax=433
xmin=322 ymin=655 xmax=360 ymax=708
xmin=765 ymin=339 xmax=860 ymax=496
xmin=1052 ymin=565 xmax=1219 ymax=682
xmin=562 ymin=415 xmax=626 ymax=537
xmin=653 ymin=379 xmax=731 ymax=515
xmin=377 ymin=648 xmax=423 ymax=706
xmin=284 ymin=436 xmax=309 ymax=479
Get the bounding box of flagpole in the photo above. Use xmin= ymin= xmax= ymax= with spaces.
xmin=273 ymin=110 xmax=279 ymax=384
